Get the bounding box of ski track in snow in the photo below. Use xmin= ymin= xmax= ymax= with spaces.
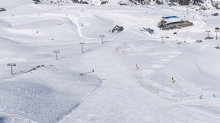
xmin=59 ymin=43 xmax=220 ymax=123
xmin=1 ymin=2 xmax=220 ymax=123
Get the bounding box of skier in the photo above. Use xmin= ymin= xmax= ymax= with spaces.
xmin=213 ymin=94 xmax=216 ymax=98
xmin=172 ymin=77 xmax=175 ymax=83
xmin=200 ymin=95 xmax=203 ymax=99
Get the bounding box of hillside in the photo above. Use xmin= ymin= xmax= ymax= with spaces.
xmin=0 ymin=0 xmax=220 ymax=123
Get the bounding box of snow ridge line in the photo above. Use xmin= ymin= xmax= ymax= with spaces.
xmin=58 ymin=77 xmax=102 ymax=123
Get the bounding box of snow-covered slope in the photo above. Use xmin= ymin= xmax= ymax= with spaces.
xmin=0 ymin=0 xmax=33 ymax=8
xmin=1 ymin=1 xmax=220 ymax=123
xmin=37 ymin=0 xmax=130 ymax=5
xmin=0 ymin=66 xmax=101 ymax=123
xmin=35 ymin=0 xmax=219 ymax=9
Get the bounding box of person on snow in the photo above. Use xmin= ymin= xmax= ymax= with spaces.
xmin=172 ymin=77 xmax=175 ymax=83
xmin=213 ymin=94 xmax=216 ymax=98
xmin=200 ymin=95 xmax=203 ymax=99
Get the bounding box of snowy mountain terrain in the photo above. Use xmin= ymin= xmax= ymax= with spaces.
xmin=33 ymin=0 xmax=220 ymax=9
xmin=0 ymin=0 xmax=220 ymax=123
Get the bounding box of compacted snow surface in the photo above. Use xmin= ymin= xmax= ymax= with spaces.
xmin=0 ymin=0 xmax=220 ymax=123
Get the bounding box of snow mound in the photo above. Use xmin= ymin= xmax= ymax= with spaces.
xmin=0 ymin=66 xmax=102 ymax=123
xmin=0 ymin=19 xmax=10 ymax=28
xmin=0 ymin=0 xmax=33 ymax=8
xmin=79 ymin=16 xmax=115 ymax=38
xmin=9 ymin=17 xmax=75 ymax=29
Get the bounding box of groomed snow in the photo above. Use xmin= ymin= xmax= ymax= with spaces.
xmin=0 ymin=1 xmax=220 ymax=123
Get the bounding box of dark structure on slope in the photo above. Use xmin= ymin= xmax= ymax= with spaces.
xmin=72 ymin=0 xmax=88 ymax=4
xmin=33 ymin=0 xmax=40 ymax=4
xmin=112 ymin=25 xmax=124 ymax=33
xmin=0 ymin=8 xmax=6 ymax=12
xmin=158 ymin=19 xmax=193 ymax=30
xmin=0 ymin=8 xmax=6 ymax=11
